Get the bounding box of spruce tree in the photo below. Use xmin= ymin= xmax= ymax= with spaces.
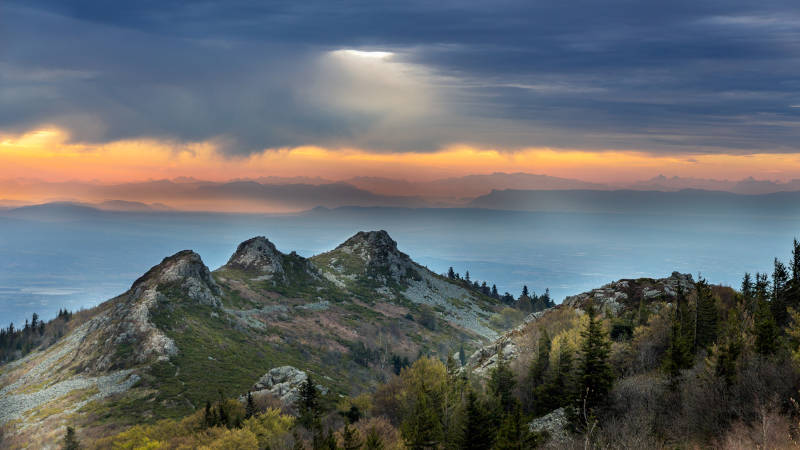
xmin=460 ymin=390 xmax=495 ymax=450
xmin=297 ymin=374 xmax=320 ymax=429
xmin=793 ymin=238 xmax=800 ymax=282
xmin=402 ymin=390 xmax=443 ymax=449
xmin=245 ymin=391 xmax=256 ymax=419
xmin=488 ymin=349 xmax=516 ymax=413
xmin=448 ymin=267 xmax=456 ymax=279
xmin=715 ymin=307 xmax=743 ymax=386
xmin=754 ymin=299 xmax=780 ymax=356
xmin=528 ymin=331 xmax=551 ymax=387
xmin=772 ymin=258 xmax=790 ymax=326
xmin=695 ymin=277 xmax=718 ymax=350
xmin=577 ymin=304 xmax=614 ymax=413
xmin=63 ymin=426 xmax=81 ymax=450
xmin=493 ymin=402 xmax=536 ymax=450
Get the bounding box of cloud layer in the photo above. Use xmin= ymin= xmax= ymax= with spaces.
xmin=3 ymin=1 xmax=800 ymax=155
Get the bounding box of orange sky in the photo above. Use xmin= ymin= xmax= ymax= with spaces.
xmin=2 ymin=127 xmax=800 ymax=188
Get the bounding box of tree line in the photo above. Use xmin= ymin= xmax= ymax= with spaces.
xmin=446 ymin=267 xmax=555 ymax=314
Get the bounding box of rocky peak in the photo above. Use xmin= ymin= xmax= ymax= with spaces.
xmin=223 ymin=236 xmax=286 ymax=280
xmin=131 ymin=250 xmax=220 ymax=307
xmin=334 ymin=230 xmax=418 ymax=282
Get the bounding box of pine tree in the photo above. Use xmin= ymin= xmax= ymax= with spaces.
xmin=204 ymin=400 xmax=214 ymax=428
xmin=459 ymin=344 xmax=467 ymax=367
xmin=63 ymin=426 xmax=81 ymax=450
xmin=521 ymin=286 xmax=529 ymax=298
xmin=528 ymin=331 xmax=551 ymax=387
xmin=695 ymin=277 xmax=718 ymax=350
xmin=493 ymin=402 xmax=536 ymax=450
xmin=715 ymin=307 xmax=744 ymax=386
xmin=245 ymin=391 xmax=256 ymax=419
xmin=297 ymin=374 xmax=320 ymax=429
xmin=448 ymin=267 xmax=456 ymax=279
xmin=488 ymin=349 xmax=516 ymax=413
xmin=491 ymin=284 xmax=499 ymax=299
xmin=741 ymin=272 xmax=754 ymax=313
xmin=550 ymin=344 xmax=574 ymax=408
xmin=577 ymin=304 xmax=614 ymax=413
xmin=754 ymin=299 xmax=780 ymax=356
xmin=772 ymin=258 xmax=790 ymax=326
xmin=460 ymin=390 xmax=495 ymax=450
xmin=402 ymin=390 xmax=443 ymax=449
xmin=792 ymin=238 xmax=800 ymax=282
xmin=313 ymin=428 xmax=338 ymax=450
xmin=465 ymin=271 xmax=471 ymax=283
xmin=662 ymin=309 xmax=693 ymax=390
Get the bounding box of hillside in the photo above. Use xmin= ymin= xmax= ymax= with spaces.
xmin=0 ymin=231 xmax=506 ymax=447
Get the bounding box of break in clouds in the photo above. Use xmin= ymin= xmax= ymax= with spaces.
xmin=3 ymin=0 xmax=800 ymax=155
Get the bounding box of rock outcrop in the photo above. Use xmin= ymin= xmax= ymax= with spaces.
xmin=562 ymin=272 xmax=694 ymax=313
xmin=132 ymin=250 xmax=221 ymax=307
xmin=223 ymin=237 xmax=287 ymax=279
xmin=249 ymin=366 xmax=327 ymax=407
xmin=529 ymin=407 xmax=570 ymax=443
xmin=91 ymin=250 xmax=221 ymax=370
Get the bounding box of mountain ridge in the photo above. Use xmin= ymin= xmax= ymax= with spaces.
xmin=0 ymin=230 xmax=508 ymax=446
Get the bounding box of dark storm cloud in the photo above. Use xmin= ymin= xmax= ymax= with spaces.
xmin=3 ymin=0 xmax=800 ymax=154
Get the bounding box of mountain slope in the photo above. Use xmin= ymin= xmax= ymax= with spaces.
xmin=0 ymin=231 xmax=506 ymax=447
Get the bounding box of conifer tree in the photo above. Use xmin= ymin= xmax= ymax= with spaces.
xmin=521 ymin=286 xmax=529 ymax=298
xmin=448 ymin=267 xmax=456 ymax=279
xmin=245 ymin=391 xmax=256 ymax=419
xmin=488 ymin=349 xmax=516 ymax=413
xmin=662 ymin=308 xmax=693 ymax=389
xmin=63 ymin=426 xmax=81 ymax=450
xmin=528 ymin=331 xmax=551 ymax=387
xmin=741 ymin=272 xmax=755 ymax=313
xmin=460 ymin=390 xmax=495 ymax=450
xmin=577 ymin=304 xmax=614 ymax=413
xmin=772 ymin=258 xmax=790 ymax=326
xmin=297 ymin=375 xmax=320 ymax=429
xmin=793 ymin=238 xmax=800 ymax=282
xmin=402 ymin=390 xmax=443 ymax=449
xmin=695 ymin=277 xmax=718 ymax=350
xmin=491 ymin=284 xmax=499 ymax=299
xmin=459 ymin=344 xmax=467 ymax=367
xmin=754 ymin=299 xmax=780 ymax=356
xmin=493 ymin=402 xmax=536 ymax=450
xmin=715 ymin=307 xmax=744 ymax=386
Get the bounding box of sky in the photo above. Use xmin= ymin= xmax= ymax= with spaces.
xmin=3 ymin=0 xmax=800 ymax=186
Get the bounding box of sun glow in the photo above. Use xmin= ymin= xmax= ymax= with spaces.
xmin=3 ymin=127 xmax=800 ymax=206
xmin=333 ymin=49 xmax=394 ymax=59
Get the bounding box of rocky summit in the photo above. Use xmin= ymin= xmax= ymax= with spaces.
xmin=0 ymin=230 xmax=507 ymax=447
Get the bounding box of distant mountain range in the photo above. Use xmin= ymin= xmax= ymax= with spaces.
xmin=468 ymin=188 xmax=800 ymax=216
xmin=3 ymin=173 xmax=800 ymax=212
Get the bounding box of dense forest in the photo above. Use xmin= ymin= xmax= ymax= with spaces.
xmin=61 ymin=240 xmax=800 ymax=449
